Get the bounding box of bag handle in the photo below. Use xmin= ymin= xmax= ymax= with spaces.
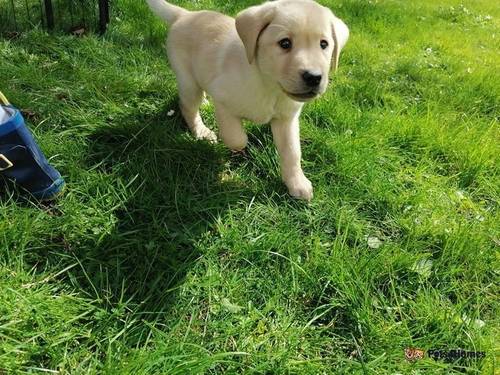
xmin=0 ymin=91 xmax=10 ymax=106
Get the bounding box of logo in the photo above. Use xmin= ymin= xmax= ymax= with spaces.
xmin=405 ymin=348 xmax=486 ymax=362
xmin=404 ymin=348 xmax=425 ymax=361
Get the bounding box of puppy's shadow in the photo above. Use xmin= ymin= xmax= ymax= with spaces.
xmin=72 ymin=98 xmax=253 ymax=318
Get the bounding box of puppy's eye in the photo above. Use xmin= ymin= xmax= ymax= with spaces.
xmin=278 ymin=38 xmax=292 ymax=50
xmin=320 ymin=40 xmax=329 ymax=50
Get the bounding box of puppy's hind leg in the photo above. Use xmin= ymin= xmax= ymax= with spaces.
xmin=176 ymin=71 xmax=217 ymax=142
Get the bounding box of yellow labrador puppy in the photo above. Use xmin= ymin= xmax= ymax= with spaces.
xmin=147 ymin=0 xmax=349 ymax=200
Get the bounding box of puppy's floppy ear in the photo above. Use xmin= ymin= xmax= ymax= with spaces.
xmin=235 ymin=3 xmax=276 ymax=64
xmin=331 ymin=15 xmax=349 ymax=72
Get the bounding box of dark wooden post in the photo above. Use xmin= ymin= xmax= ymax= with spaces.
xmin=43 ymin=0 xmax=54 ymax=30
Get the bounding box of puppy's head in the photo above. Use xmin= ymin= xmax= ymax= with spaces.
xmin=236 ymin=0 xmax=349 ymax=102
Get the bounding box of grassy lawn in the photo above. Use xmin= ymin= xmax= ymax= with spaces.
xmin=1 ymin=0 xmax=498 ymax=373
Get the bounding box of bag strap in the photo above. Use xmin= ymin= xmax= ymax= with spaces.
xmin=0 ymin=91 xmax=10 ymax=106
xmin=0 ymin=91 xmax=14 ymax=170
xmin=0 ymin=153 xmax=14 ymax=171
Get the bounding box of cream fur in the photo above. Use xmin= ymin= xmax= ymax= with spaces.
xmin=147 ymin=0 xmax=349 ymax=200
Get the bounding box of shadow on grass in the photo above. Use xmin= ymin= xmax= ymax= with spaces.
xmin=63 ymin=98 xmax=254 ymax=329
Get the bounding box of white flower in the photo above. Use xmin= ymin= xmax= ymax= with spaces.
xmin=367 ymin=237 xmax=382 ymax=249
xmin=411 ymin=258 xmax=433 ymax=279
xmin=474 ymin=319 xmax=486 ymax=329
xmin=462 ymin=314 xmax=486 ymax=329
xmin=221 ymin=298 xmax=243 ymax=313
xmin=167 ymin=109 xmax=175 ymax=117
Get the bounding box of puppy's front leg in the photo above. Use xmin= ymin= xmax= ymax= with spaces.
xmin=215 ymin=104 xmax=248 ymax=151
xmin=271 ymin=115 xmax=313 ymax=201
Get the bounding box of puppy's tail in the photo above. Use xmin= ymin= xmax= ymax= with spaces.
xmin=147 ymin=0 xmax=188 ymax=25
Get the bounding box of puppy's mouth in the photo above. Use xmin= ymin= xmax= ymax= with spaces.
xmin=281 ymin=87 xmax=320 ymax=102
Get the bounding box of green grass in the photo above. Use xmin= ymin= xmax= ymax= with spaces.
xmin=0 ymin=0 xmax=499 ymax=373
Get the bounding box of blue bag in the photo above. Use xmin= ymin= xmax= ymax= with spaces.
xmin=0 ymin=99 xmax=65 ymax=200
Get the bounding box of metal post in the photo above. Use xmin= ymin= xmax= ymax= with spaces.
xmin=10 ymin=0 xmax=18 ymax=30
xmin=39 ymin=0 xmax=44 ymax=28
xmin=43 ymin=0 xmax=54 ymax=30
xmin=98 ymin=0 xmax=109 ymax=34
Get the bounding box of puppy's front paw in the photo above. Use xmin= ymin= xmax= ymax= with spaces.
xmin=286 ymin=174 xmax=313 ymax=201
xmin=194 ymin=126 xmax=218 ymax=143
xmin=221 ymin=132 xmax=248 ymax=152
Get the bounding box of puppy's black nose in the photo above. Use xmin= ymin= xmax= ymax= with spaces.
xmin=302 ymin=71 xmax=322 ymax=87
